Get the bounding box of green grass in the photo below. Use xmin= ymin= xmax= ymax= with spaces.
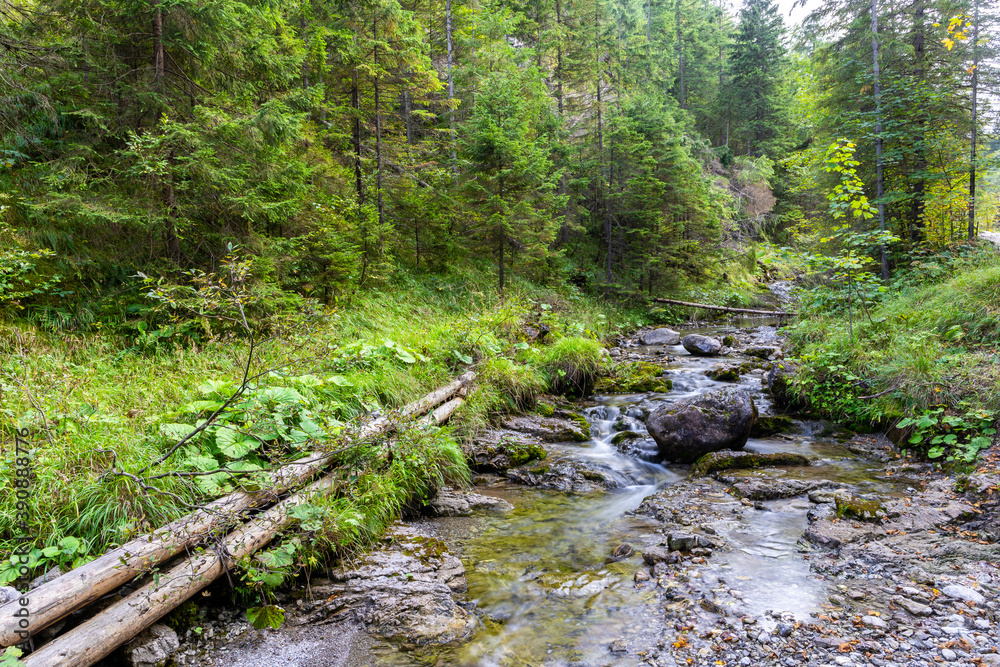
xmin=0 ymin=262 xmax=648 ymax=581
xmin=786 ymin=245 xmax=1000 ymax=459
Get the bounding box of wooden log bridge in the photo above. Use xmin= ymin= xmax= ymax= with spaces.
xmin=652 ymin=297 xmax=796 ymax=317
xmin=1 ymin=372 xmax=475 ymax=659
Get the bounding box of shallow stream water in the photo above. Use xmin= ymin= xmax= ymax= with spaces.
xmin=376 ymin=323 xmax=906 ymax=666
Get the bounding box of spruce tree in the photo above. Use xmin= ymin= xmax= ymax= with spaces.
xmin=729 ymin=0 xmax=790 ymax=158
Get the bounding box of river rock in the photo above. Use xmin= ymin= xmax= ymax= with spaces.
xmin=639 ymin=328 xmax=681 ymax=345
xmin=646 ymin=387 xmax=757 ymax=463
xmin=893 ymin=596 xmax=933 ymax=616
xmin=467 ymin=429 xmax=547 ymax=472
xmin=501 ymin=414 xmax=590 ymax=443
xmin=507 ymin=459 xmax=640 ymax=493
xmin=118 ymin=624 xmax=180 ymax=667
xmin=641 ymin=546 xmax=674 ymax=564
xmin=766 ymin=363 xmax=800 ymax=410
xmin=427 ymin=489 xmax=513 ymax=516
xmin=306 ymin=525 xmax=474 ymax=645
xmin=803 ymin=518 xmax=884 ymax=549
xmin=721 ymin=473 xmax=833 ymax=500
xmin=940 ymin=584 xmax=985 ymax=604
xmin=667 ymin=532 xmax=715 ymax=551
xmin=682 ymin=334 xmax=723 ymax=357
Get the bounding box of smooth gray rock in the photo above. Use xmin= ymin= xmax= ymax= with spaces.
xmin=640 ymin=328 xmax=682 ymax=346
xmin=646 ymin=387 xmax=757 ymax=463
xmin=307 ymin=525 xmax=474 ymax=645
xmin=940 ymin=584 xmax=985 ymax=604
xmin=427 ymin=490 xmax=513 ymax=516
xmin=682 ymin=334 xmax=723 ymax=357
xmin=119 ymin=624 xmax=180 ymax=667
xmin=29 ymin=565 xmax=62 ymax=590
xmin=894 ymin=596 xmax=933 ymax=616
xmin=861 ymin=615 xmax=887 ymax=629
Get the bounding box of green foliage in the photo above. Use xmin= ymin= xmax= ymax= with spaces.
xmin=897 ymin=406 xmax=996 ymax=463
xmin=0 ymin=647 xmax=25 ymax=667
xmin=786 ymin=249 xmax=1000 ymax=459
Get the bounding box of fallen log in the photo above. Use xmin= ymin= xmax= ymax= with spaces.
xmin=652 ymin=297 xmax=796 ymax=317
xmin=0 ymin=372 xmax=475 ymax=648
xmin=23 ymin=476 xmax=335 ymax=667
xmin=24 ymin=394 xmax=469 ymax=667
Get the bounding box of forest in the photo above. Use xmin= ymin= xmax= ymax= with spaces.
xmin=2 ymin=0 xmax=1000 ymax=662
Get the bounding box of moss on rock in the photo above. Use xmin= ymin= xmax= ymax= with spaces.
xmin=749 ymin=415 xmax=796 ymax=438
xmin=690 ymin=450 xmax=812 ymax=477
xmin=611 ymin=430 xmax=642 ymax=446
xmin=834 ymin=494 xmax=884 ymax=522
xmin=595 ymin=362 xmax=673 ymax=394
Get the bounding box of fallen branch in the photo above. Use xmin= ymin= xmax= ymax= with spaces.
xmin=22 ymin=476 xmax=335 ymax=667
xmin=0 ymin=372 xmax=475 ymax=647
xmin=652 ymin=297 xmax=796 ymax=317
xmin=23 ymin=394 xmax=469 ymax=667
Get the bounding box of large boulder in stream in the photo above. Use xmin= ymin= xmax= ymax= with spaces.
xmin=682 ymin=334 xmax=723 ymax=357
xmin=639 ymin=328 xmax=681 ymax=345
xmin=646 ymin=387 xmax=757 ymax=463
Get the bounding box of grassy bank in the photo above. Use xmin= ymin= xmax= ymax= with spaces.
xmin=0 ymin=263 xmax=652 ymax=589
xmin=785 ymin=243 xmax=1000 ymax=464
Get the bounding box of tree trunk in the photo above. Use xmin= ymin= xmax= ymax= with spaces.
xmin=555 ymin=0 xmax=569 ymax=246
xmin=968 ymin=0 xmax=979 ymax=240
xmin=373 ymin=10 xmax=384 ymax=232
xmin=164 ymin=178 xmax=181 ymax=262
xmin=676 ymin=0 xmax=685 ymax=109
xmin=351 ymin=68 xmax=363 ymax=202
xmin=0 ymin=374 xmax=476 ymax=649
xmin=152 ymin=2 xmax=164 ymax=87
xmin=909 ymin=0 xmax=926 ymax=244
xmin=446 ymin=0 xmax=457 ymax=180
xmin=498 ymin=178 xmax=505 ymax=300
xmin=871 ymin=0 xmax=889 ymax=279
xmin=403 ymin=89 xmax=413 ymax=144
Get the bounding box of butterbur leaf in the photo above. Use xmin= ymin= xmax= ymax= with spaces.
xmin=927 ymin=446 xmax=945 ymax=459
xmin=180 ymin=400 xmax=224 ymax=414
xmin=160 ymin=423 xmax=196 ymax=440
xmin=198 ymin=379 xmax=234 ymax=398
xmin=329 ymin=375 xmax=353 ymax=387
xmin=246 ymin=605 xmax=285 ymax=630
xmin=395 ymin=349 xmax=416 ymax=364
xmin=59 ymin=536 xmax=81 ymax=555
xmin=258 ymin=387 xmax=303 ymax=405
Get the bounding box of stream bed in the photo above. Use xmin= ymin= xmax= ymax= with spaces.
xmin=371 ymin=323 xmax=913 ymax=666
xmin=172 ymin=323 xmax=1000 ymax=667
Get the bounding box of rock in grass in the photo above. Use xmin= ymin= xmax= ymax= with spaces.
xmin=639 ymin=328 xmax=681 ymax=346
xmin=646 ymin=387 xmax=757 ymax=463
xmin=682 ymin=334 xmax=723 ymax=357
xmin=690 ymin=450 xmax=811 ymax=478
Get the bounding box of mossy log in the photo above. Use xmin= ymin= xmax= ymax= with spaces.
xmin=0 ymin=373 xmax=476 ymax=649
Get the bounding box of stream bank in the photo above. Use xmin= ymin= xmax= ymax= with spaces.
xmin=155 ymin=322 xmax=1000 ymax=667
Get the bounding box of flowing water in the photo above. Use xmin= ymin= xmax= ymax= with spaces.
xmin=378 ymin=324 xmax=905 ymax=666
